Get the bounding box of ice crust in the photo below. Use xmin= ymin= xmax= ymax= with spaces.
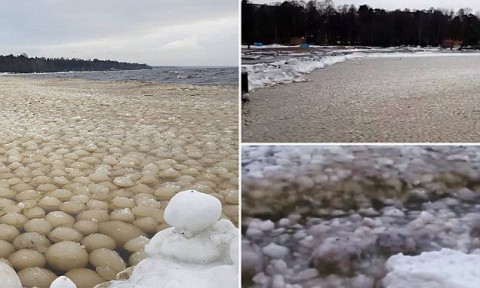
xmin=242 ymin=47 xmax=480 ymax=90
xmin=384 ymin=248 xmax=480 ymax=288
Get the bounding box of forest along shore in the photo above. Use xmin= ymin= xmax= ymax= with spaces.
xmin=242 ymin=55 xmax=480 ymax=143
xmin=0 ymin=76 xmax=238 ymax=286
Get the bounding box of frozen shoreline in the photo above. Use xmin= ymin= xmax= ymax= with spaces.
xmin=242 ymin=46 xmax=480 ymax=90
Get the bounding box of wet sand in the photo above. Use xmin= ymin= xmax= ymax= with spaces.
xmin=242 ymin=56 xmax=480 ymax=142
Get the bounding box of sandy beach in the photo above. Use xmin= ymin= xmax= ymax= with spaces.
xmin=242 ymin=56 xmax=480 ymax=142
xmin=0 ymin=76 xmax=238 ymax=287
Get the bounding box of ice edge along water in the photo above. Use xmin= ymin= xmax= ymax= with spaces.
xmin=0 ymin=190 xmax=239 ymax=288
xmin=243 ymin=49 xmax=480 ymax=91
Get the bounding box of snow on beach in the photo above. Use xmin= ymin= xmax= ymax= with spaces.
xmin=242 ymin=145 xmax=480 ymax=288
xmin=242 ymin=46 xmax=480 ymax=90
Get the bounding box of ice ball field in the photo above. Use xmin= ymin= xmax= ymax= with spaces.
xmin=242 ymin=145 xmax=480 ymax=288
xmin=0 ymin=76 xmax=238 ymax=287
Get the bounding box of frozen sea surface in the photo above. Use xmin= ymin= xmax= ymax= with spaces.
xmin=16 ymin=66 xmax=238 ymax=85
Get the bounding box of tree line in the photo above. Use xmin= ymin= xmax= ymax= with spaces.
xmin=0 ymin=54 xmax=151 ymax=73
xmin=242 ymin=0 xmax=480 ymax=47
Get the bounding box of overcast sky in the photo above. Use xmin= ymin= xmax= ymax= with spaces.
xmin=250 ymin=0 xmax=480 ymax=12
xmin=0 ymin=0 xmax=238 ymax=66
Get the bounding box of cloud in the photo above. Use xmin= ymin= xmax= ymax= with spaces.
xmin=162 ymin=36 xmax=202 ymax=51
xmin=11 ymin=15 xmax=238 ymax=67
xmin=0 ymin=0 xmax=238 ymax=66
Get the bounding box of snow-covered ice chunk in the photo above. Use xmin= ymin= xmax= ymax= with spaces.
xmin=383 ymin=248 xmax=480 ymax=288
xmin=382 ymin=207 xmax=405 ymax=218
xmin=262 ymin=243 xmax=289 ymax=259
xmin=256 ymin=220 xmax=275 ymax=232
xmin=99 ymin=190 xmax=238 ymax=288
xmin=0 ymin=261 xmax=22 ymax=288
xmin=164 ymin=189 xmax=222 ymax=233
xmin=50 ymin=276 xmax=77 ymax=288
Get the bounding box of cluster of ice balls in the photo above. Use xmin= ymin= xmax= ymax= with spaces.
xmin=1 ymin=190 xmax=239 ymax=288
xmin=242 ymin=145 xmax=480 ymax=287
xmin=242 ymin=145 xmax=480 ymax=218
xmin=0 ymin=78 xmax=239 ymax=287
xmin=244 ymin=202 xmax=480 ymax=287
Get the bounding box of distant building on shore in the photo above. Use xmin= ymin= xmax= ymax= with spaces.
xmin=441 ymin=39 xmax=463 ymax=49
xmin=290 ymin=36 xmax=306 ymax=46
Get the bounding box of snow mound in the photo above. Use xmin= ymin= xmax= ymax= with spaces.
xmin=97 ymin=190 xmax=238 ymax=288
xmin=383 ymin=248 xmax=480 ymax=288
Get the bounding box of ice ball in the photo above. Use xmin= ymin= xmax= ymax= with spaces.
xmin=50 ymin=276 xmax=77 ymax=288
xmin=0 ymin=261 xmax=22 ymax=287
xmin=164 ymin=190 xmax=221 ymax=233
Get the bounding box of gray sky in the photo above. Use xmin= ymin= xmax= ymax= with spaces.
xmin=250 ymin=0 xmax=480 ymax=12
xmin=0 ymin=0 xmax=238 ymax=66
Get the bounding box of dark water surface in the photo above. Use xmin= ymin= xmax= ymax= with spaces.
xmin=21 ymin=66 xmax=238 ymax=85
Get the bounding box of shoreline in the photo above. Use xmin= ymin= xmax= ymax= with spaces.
xmin=242 ymin=55 xmax=480 ymax=143
xmin=242 ymin=48 xmax=480 ymax=91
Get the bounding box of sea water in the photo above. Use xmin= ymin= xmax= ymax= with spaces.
xmin=21 ymin=66 xmax=238 ymax=85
